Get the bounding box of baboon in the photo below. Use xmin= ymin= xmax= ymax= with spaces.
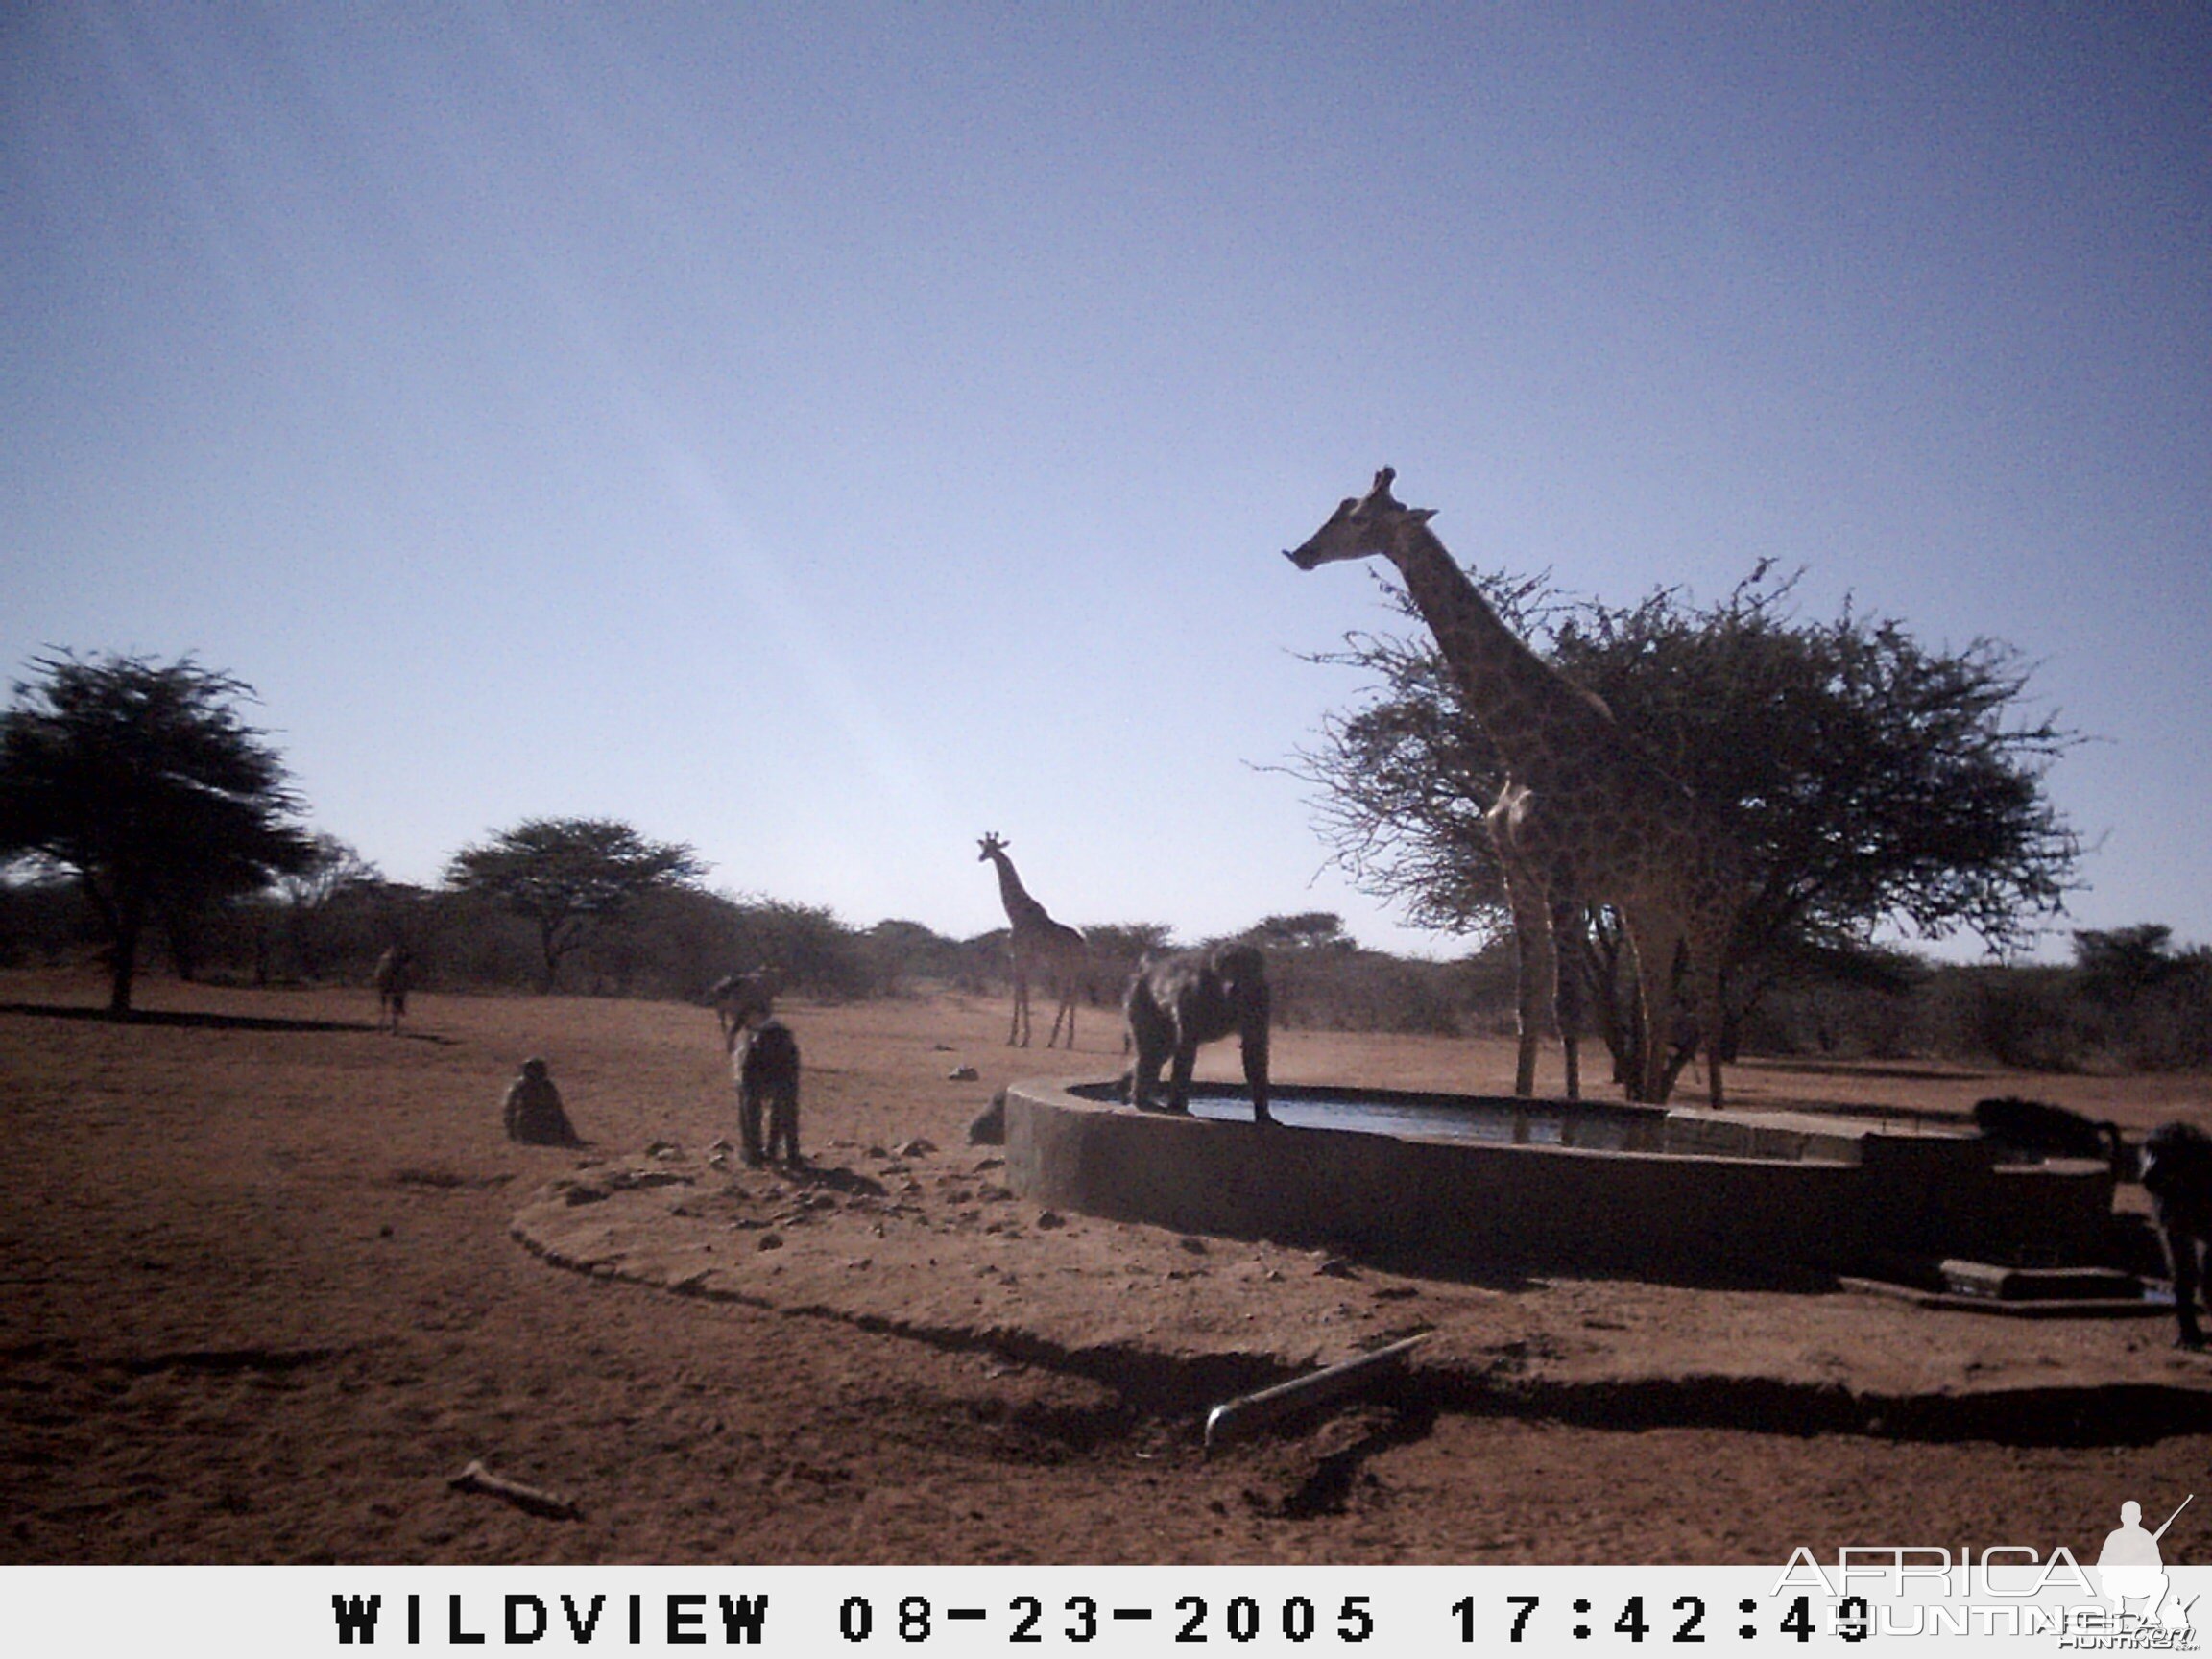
xmin=372 ymin=947 xmax=411 ymax=1034
xmin=1124 ymin=944 xmax=1271 ymax=1124
xmin=1972 ymin=1095 xmax=2127 ymax=1172
xmin=502 ymin=1057 xmax=582 ymax=1147
xmin=708 ymin=966 xmax=780 ymax=1048
xmin=733 ymin=1017 xmax=802 ymax=1166
xmin=2137 ymin=1121 xmax=2212 ymax=1349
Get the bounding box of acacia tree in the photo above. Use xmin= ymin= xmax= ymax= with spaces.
xmin=0 ymin=652 xmax=317 ymax=1014
xmin=445 ymin=817 xmax=707 ymax=992
xmin=268 ymin=832 xmax=383 ymax=981
xmin=1288 ymin=565 xmax=2081 ymax=1094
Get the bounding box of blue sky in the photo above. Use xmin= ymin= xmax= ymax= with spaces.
xmin=6 ymin=4 xmax=2207 ymax=961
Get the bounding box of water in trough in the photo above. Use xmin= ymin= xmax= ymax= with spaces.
xmin=1119 ymin=1085 xmax=1648 ymax=1151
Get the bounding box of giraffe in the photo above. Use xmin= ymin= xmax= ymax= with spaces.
xmin=706 ymin=965 xmax=780 ymax=1050
xmin=1285 ymin=468 xmax=1747 ymax=1106
xmin=976 ymin=832 xmax=1089 ymax=1048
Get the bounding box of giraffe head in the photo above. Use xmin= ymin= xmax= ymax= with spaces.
xmin=1284 ymin=466 xmax=1436 ymax=570
xmin=977 ymin=832 xmax=1008 ymax=862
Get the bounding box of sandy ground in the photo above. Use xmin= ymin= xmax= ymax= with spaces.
xmin=4 ymin=968 xmax=2211 ymax=1566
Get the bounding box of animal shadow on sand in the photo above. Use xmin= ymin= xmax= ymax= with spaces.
xmin=1318 ymin=1237 xmax=1839 ymax=1298
xmin=763 ymin=1161 xmax=891 ymax=1201
xmin=0 ymin=1000 xmax=457 ymax=1043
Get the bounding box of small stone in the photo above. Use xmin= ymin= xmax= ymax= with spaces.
xmin=947 ymin=1065 xmax=979 ymax=1082
xmin=758 ymin=1233 xmax=784 ymax=1252
xmin=898 ymin=1137 xmax=939 ymax=1158
xmin=1036 ymin=1211 xmax=1066 ymax=1230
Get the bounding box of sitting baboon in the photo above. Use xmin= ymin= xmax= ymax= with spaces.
xmin=2137 ymin=1121 xmax=2212 ymax=1349
xmin=373 ymin=946 xmax=411 ymax=1034
xmin=708 ymin=965 xmax=781 ymax=1049
xmin=503 ymin=1056 xmax=583 ymax=1147
xmin=1124 ymin=944 xmax=1271 ymax=1124
xmin=1973 ymin=1095 xmax=2127 ymax=1172
xmin=733 ymin=1017 xmax=802 ymax=1166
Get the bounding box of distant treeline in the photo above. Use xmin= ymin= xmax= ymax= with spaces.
xmin=3 ymin=877 xmax=2206 ymax=1074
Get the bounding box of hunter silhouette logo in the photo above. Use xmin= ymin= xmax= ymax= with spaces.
xmin=2097 ymin=1494 xmax=2194 ymax=1633
xmin=1776 ymin=1491 xmax=2201 ymax=1642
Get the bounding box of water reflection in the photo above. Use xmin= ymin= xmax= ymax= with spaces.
xmin=1178 ymin=1090 xmax=1640 ymax=1150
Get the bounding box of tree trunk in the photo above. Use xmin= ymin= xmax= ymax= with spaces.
xmin=108 ymin=903 xmax=143 ymax=1017
xmin=537 ymin=916 xmax=561 ymax=994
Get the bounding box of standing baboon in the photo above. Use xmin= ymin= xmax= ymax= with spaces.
xmin=372 ymin=947 xmax=411 ymax=1034
xmin=707 ymin=966 xmax=780 ymax=1048
xmin=733 ymin=1017 xmax=802 ymax=1166
xmin=2138 ymin=1121 xmax=2212 ymax=1349
xmin=1124 ymin=944 xmax=1271 ymax=1124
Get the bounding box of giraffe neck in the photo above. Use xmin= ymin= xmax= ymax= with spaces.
xmin=988 ymin=851 xmax=1054 ymax=932
xmin=1386 ymin=521 xmax=1611 ymax=775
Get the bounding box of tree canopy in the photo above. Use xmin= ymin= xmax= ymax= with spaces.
xmin=1288 ymin=564 xmax=2082 ymax=1090
xmin=0 ymin=652 xmax=317 ymax=1013
xmin=444 ymin=816 xmax=707 ymax=991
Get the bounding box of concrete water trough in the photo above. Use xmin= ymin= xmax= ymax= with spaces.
xmin=1001 ymin=1077 xmax=2118 ymax=1278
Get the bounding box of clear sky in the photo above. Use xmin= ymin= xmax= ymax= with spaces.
xmin=6 ymin=5 xmax=2207 ymax=962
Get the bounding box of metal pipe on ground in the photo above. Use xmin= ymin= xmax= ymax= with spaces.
xmin=1203 ymin=1333 xmax=1431 ymax=1452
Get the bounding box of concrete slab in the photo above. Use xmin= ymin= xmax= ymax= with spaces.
xmin=511 ymin=1142 xmax=2212 ymax=1439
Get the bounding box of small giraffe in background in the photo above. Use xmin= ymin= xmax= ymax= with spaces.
xmin=976 ymin=832 xmax=1089 ymax=1048
xmin=372 ymin=946 xmax=411 ymax=1034
xmin=1286 ymin=468 xmax=1748 ymax=1105
xmin=707 ymin=965 xmax=780 ymax=1050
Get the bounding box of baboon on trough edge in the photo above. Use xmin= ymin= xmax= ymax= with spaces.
xmin=1973 ymin=1095 xmax=2128 ymax=1172
xmin=1124 ymin=944 xmax=1271 ymax=1125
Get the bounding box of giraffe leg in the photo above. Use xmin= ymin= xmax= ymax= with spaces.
xmin=1688 ymin=917 xmax=1728 ymax=1108
xmin=1622 ymin=909 xmax=1686 ymax=1104
xmin=1007 ymin=962 xmax=1030 ymax=1046
xmin=1502 ymin=865 xmax=1552 ymax=1098
xmin=1046 ymin=978 xmax=1075 ymax=1048
xmin=1550 ymin=898 xmax=1586 ymax=1103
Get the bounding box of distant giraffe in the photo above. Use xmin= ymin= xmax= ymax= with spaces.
xmin=372 ymin=946 xmax=411 ymax=1035
xmin=706 ymin=965 xmax=780 ymax=1050
xmin=976 ymin=832 xmax=1088 ymax=1048
xmin=1286 ymin=468 xmax=1747 ymax=1105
